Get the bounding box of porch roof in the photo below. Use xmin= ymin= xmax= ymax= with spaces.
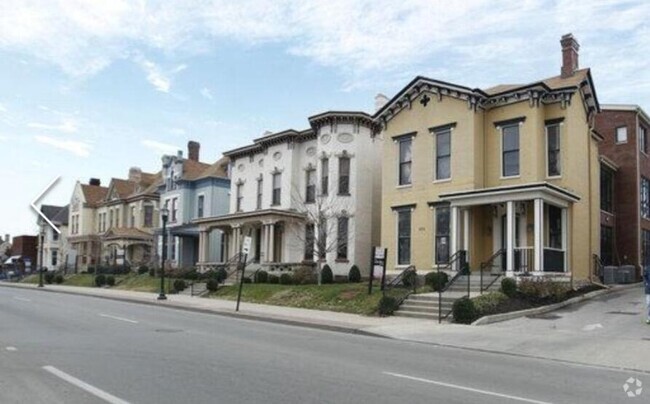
xmin=102 ymin=227 xmax=152 ymax=242
xmin=437 ymin=182 xmax=580 ymax=208
xmin=193 ymin=208 xmax=307 ymax=229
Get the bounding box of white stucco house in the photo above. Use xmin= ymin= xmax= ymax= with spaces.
xmin=37 ymin=205 xmax=70 ymax=271
xmin=195 ymin=111 xmax=382 ymax=276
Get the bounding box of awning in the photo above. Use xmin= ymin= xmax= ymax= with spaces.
xmin=4 ymin=255 xmax=21 ymax=264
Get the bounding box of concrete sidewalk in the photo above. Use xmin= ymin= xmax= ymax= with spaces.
xmin=3 ymin=281 xmax=648 ymax=374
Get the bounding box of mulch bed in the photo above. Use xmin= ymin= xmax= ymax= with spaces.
xmin=489 ymin=284 xmax=606 ymax=317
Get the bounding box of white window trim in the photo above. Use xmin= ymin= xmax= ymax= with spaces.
xmin=499 ymin=122 xmax=522 ymax=179
xmin=433 ymin=128 xmax=452 ymax=181
xmin=545 ymin=122 xmax=563 ymax=179
xmin=396 ymin=137 xmax=414 ymax=188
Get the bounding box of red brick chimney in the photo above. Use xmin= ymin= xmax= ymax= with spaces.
xmin=188 ymin=141 xmax=200 ymax=162
xmin=560 ymin=33 xmax=579 ymax=78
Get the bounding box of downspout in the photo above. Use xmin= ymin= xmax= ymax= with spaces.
xmin=636 ymin=112 xmax=641 ymax=277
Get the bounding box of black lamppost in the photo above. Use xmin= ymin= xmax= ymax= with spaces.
xmin=38 ymin=221 xmax=45 ymax=288
xmin=158 ymin=207 xmax=169 ymax=300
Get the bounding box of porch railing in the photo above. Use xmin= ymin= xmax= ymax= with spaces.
xmin=514 ymin=247 xmax=534 ymax=273
xmin=480 ymin=249 xmax=505 ymax=293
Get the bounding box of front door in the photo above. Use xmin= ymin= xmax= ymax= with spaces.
xmin=254 ymin=227 xmax=262 ymax=262
xmin=500 ymin=214 xmax=520 ymax=271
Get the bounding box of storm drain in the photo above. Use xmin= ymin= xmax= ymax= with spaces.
xmin=605 ymin=311 xmax=640 ymax=315
xmin=526 ymin=313 xmax=562 ymax=320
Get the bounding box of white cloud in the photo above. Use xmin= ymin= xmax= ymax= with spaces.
xmin=141 ymin=139 xmax=180 ymax=155
xmin=169 ymin=128 xmax=186 ymax=136
xmin=200 ymin=87 xmax=213 ymax=100
xmin=27 ymin=117 xmax=79 ymax=133
xmin=34 ymin=135 xmax=91 ymax=157
xmin=0 ymin=103 xmax=6 ymax=113
xmin=0 ymin=1 xmax=649 ymax=104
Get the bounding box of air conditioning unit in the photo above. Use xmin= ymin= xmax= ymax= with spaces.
xmin=616 ymin=265 xmax=636 ymax=284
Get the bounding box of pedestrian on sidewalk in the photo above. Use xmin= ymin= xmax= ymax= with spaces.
xmin=645 ymin=266 xmax=650 ymax=324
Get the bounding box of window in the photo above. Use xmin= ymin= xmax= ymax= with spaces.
xmin=397 ymin=209 xmax=411 ymax=265
xmin=601 ymin=225 xmax=614 ymax=266
xmin=642 ymin=229 xmax=650 ymax=268
xmin=548 ymin=205 xmax=562 ymax=249
xmin=640 ymin=125 xmax=648 ymax=154
xmin=338 ymin=157 xmax=350 ymax=195
xmin=600 ymin=167 xmax=614 ymax=213
xmin=52 ymin=230 xmax=59 ymax=241
xmin=642 ymin=177 xmax=650 ymax=219
xmin=435 ymin=129 xmax=451 ymax=180
xmin=305 ymin=169 xmax=316 ymax=203
xmin=256 ymin=178 xmax=263 ymax=209
xmin=272 ymin=173 xmax=281 ymax=206
xmin=321 ymin=158 xmax=329 ymax=195
xmin=547 ymin=124 xmax=561 ymax=176
xmin=171 ymin=198 xmax=178 ymax=222
xmin=109 ymin=210 xmax=114 ymax=229
xmin=435 ymin=206 xmax=450 ymax=264
xmin=130 ymin=206 xmax=136 ymax=227
xmin=236 ymin=183 xmax=244 ymax=212
xmin=398 ymin=138 xmax=412 ymax=185
xmin=170 ymin=236 xmax=176 ymax=260
xmin=51 ymin=250 xmax=58 ymax=266
xmin=304 ymin=223 xmax=315 ymax=261
xmin=337 ymin=216 xmax=349 ymax=260
xmin=143 ymin=205 xmax=153 ymax=227
xmin=502 ymin=124 xmax=520 ymax=177
xmin=616 ymin=126 xmax=627 ymax=143
xmin=197 ymin=195 xmax=204 ymax=218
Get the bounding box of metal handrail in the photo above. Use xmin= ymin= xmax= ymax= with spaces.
xmin=438 ymin=250 xmax=468 ymax=323
xmin=480 ymin=249 xmax=505 ymax=293
xmin=383 ymin=265 xmax=417 ymax=307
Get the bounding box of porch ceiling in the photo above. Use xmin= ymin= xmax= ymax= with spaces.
xmin=437 ymin=182 xmax=580 ymax=208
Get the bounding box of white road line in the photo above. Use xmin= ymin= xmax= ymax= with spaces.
xmin=98 ymin=314 xmax=139 ymax=324
xmin=42 ymin=366 xmax=130 ymax=404
xmin=5 ymin=346 xmax=17 ymax=351
xmin=383 ymin=371 xmax=554 ymax=404
xmin=13 ymin=296 xmax=31 ymax=302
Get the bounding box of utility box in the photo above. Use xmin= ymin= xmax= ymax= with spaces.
xmin=617 ymin=265 xmax=636 ymax=284
xmin=603 ymin=266 xmax=617 ymax=285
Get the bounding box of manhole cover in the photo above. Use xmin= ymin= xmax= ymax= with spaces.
xmin=155 ymin=329 xmax=183 ymax=333
xmin=527 ymin=313 xmax=562 ymax=320
xmin=606 ymin=311 xmax=639 ymax=316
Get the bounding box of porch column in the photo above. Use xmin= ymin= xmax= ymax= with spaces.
xmin=506 ymin=201 xmax=515 ymax=273
xmin=201 ymin=230 xmax=210 ymax=262
xmin=562 ymin=207 xmax=568 ymax=273
xmin=462 ymin=208 xmax=470 ymax=259
xmin=534 ymin=199 xmax=544 ymax=272
xmin=261 ymin=224 xmax=268 ymax=263
xmin=450 ymin=206 xmax=459 ymax=268
xmin=198 ymin=231 xmax=204 ymax=263
xmin=269 ymin=222 xmax=275 ymax=262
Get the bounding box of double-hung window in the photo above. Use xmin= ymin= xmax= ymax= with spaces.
xmin=256 ymin=178 xmax=263 ymax=209
xmin=321 ymin=158 xmax=329 ymax=195
xmin=236 ymin=183 xmax=244 ymax=212
xmin=144 ymin=205 xmax=153 ymax=227
xmin=130 ymin=206 xmax=136 ymax=227
xmin=435 ymin=206 xmax=450 ymax=264
xmin=502 ymin=124 xmax=520 ymax=177
xmin=171 ymin=198 xmax=178 ymax=222
xmin=397 ymin=209 xmax=411 ymax=265
xmin=398 ymin=138 xmax=412 ymax=185
xmin=305 ymin=169 xmax=316 ymax=203
xmin=640 ymin=125 xmax=648 ymax=154
xmin=272 ymin=173 xmax=282 ymax=206
xmin=337 ymin=217 xmax=349 ymax=260
xmin=197 ymin=195 xmax=204 ymax=218
xmin=338 ymin=157 xmax=350 ymax=195
xmin=546 ymin=123 xmax=561 ymax=177
xmin=435 ymin=129 xmax=451 ymax=180
xmin=641 ymin=177 xmax=650 ymax=219
xmin=616 ymin=126 xmax=627 ymax=143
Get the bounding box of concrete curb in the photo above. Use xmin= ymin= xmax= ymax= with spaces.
xmin=0 ymin=282 xmax=380 ymax=337
xmin=471 ymin=282 xmax=643 ymax=326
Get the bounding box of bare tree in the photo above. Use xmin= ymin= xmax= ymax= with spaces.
xmin=290 ymin=182 xmax=354 ymax=285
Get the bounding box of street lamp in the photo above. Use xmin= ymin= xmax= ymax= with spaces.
xmin=158 ymin=206 xmax=169 ymax=300
xmin=38 ymin=221 xmax=45 ymax=288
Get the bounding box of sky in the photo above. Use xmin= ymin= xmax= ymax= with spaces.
xmin=1 ymin=0 xmax=649 ymax=239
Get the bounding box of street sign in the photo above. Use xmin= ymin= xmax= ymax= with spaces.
xmin=374 ymin=247 xmax=385 ymax=260
xmin=242 ymin=236 xmax=252 ymax=255
xmin=369 ymin=246 xmax=387 ymax=294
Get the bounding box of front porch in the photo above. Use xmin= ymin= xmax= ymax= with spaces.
xmin=439 ymin=183 xmax=578 ymax=277
xmin=102 ymin=228 xmax=153 ymax=267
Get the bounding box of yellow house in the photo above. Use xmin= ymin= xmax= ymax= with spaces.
xmin=377 ymin=34 xmax=601 ymax=282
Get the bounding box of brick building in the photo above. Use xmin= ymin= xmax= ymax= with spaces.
xmin=595 ymin=104 xmax=650 ymax=277
xmin=11 ymin=235 xmax=38 ymax=271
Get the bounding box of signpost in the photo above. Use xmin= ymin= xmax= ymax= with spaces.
xmin=236 ymin=234 xmax=253 ymax=312
xmin=368 ymin=246 xmax=387 ymax=294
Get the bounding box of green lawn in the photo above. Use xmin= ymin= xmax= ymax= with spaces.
xmin=206 ymin=283 xmax=383 ymax=315
xmin=113 ymin=274 xmax=165 ymax=293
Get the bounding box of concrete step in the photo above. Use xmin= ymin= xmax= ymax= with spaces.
xmin=400 ymin=304 xmax=452 ymax=313
xmin=401 ymin=299 xmax=454 ymax=307
xmin=407 ymin=294 xmax=458 ymax=302
xmin=393 ymin=310 xmax=442 ymax=320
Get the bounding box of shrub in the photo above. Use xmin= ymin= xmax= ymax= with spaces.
xmin=472 ymin=292 xmax=508 ymax=317
xmin=320 ymin=265 xmax=333 ymax=284
xmin=173 ymin=279 xmax=186 ymax=292
xmin=87 ymin=266 xmax=96 ymax=274
xmin=279 ymin=273 xmax=293 ymax=285
xmin=106 ymin=276 xmax=116 ymax=287
xmin=44 ymin=271 xmax=55 ymax=284
xmin=452 ymin=297 xmax=478 ymax=324
xmin=518 ymin=278 xmax=570 ymax=301
xmin=425 ymin=272 xmax=449 ymax=292
xmin=215 ymin=267 xmax=228 ymax=283
xmin=501 ymin=277 xmax=517 ymax=297
xmin=268 ymin=274 xmax=280 ymax=284
xmin=378 ymin=296 xmax=399 ymax=316
xmin=254 ymin=270 xmax=268 ymax=283
xmin=183 ymin=270 xmax=199 ymax=281
xmin=137 ymin=265 xmax=149 ymax=275
xmin=94 ymin=274 xmax=106 ymax=287
xmin=348 ymin=265 xmax=361 ymax=283
xmin=54 ymin=274 xmax=64 ymax=284
xmin=206 ymin=278 xmax=219 ymax=292
xmin=402 ymin=270 xmax=417 ymax=288
xmin=242 ymin=277 xmax=252 ymax=284
xmin=293 ymin=267 xmax=317 ymax=285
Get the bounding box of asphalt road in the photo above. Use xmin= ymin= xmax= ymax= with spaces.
xmin=0 ymin=286 xmax=645 ymax=404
